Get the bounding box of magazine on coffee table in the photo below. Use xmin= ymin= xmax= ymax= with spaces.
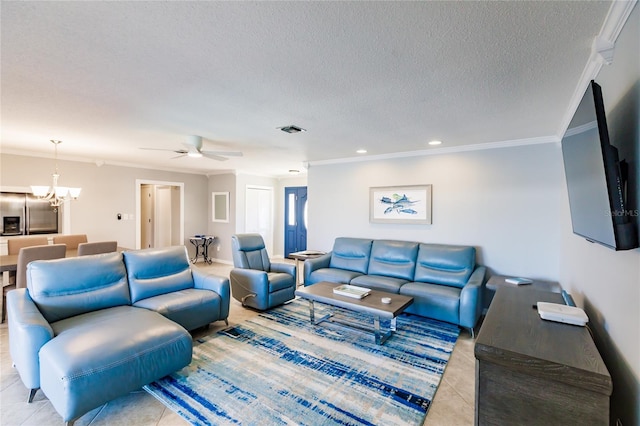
xmin=333 ymin=284 xmax=371 ymax=299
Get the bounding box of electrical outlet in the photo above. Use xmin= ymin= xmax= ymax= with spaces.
xmin=217 ymin=246 xmax=220 ymax=251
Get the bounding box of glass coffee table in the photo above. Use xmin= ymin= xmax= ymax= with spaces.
xmin=295 ymin=281 xmax=413 ymax=345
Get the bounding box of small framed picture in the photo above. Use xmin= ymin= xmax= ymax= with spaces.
xmin=369 ymin=185 xmax=432 ymax=224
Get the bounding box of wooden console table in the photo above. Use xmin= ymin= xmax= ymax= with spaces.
xmin=475 ymin=286 xmax=611 ymax=425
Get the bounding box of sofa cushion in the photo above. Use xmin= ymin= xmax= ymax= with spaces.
xmin=367 ymin=240 xmax=419 ymax=281
xmin=267 ymin=272 xmax=295 ymax=292
xmin=133 ymin=288 xmax=223 ymax=331
xmin=400 ymin=282 xmax=461 ymax=324
xmin=350 ymin=274 xmax=406 ymax=293
xmin=414 ymin=244 xmax=475 ymax=288
xmin=27 ymin=252 xmax=130 ymax=323
xmin=329 ymin=238 xmax=373 ymax=274
xmin=41 ymin=305 xmax=192 ymax=422
xmin=308 ymin=268 xmax=363 ymax=285
xmin=124 ymin=246 xmax=194 ymax=303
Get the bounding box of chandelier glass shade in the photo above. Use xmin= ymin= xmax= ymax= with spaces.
xmin=31 ymin=140 xmax=81 ymax=207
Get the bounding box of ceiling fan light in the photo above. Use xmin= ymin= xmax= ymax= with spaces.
xmin=187 ymin=151 xmax=203 ymax=158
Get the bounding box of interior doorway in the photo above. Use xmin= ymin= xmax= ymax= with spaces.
xmin=136 ymin=180 xmax=184 ymax=249
xmin=245 ymin=185 xmax=274 ymax=255
xmin=284 ymin=186 xmax=307 ymax=257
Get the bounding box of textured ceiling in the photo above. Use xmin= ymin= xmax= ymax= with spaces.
xmin=0 ymin=1 xmax=613 ymax=177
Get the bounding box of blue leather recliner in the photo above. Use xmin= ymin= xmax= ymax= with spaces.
xmin=230 ymin=234 xmax=296 ymax=310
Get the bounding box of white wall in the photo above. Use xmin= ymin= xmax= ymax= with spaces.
xmin=307 ymin=143 xmax=563 ymax=280
xmin=0 ymin=154 xmax=208 ymax=253
xmin=559 ymin=5 xmax=639 ymax=425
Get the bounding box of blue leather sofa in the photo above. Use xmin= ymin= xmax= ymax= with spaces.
xmin=7 ymin=246 xmax=230 ymax=426
xmin=304 ymin=237 xmax=486 ymax=334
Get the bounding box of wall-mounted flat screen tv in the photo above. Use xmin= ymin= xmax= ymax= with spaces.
xmin=561 ymin=80 xmax=638 ymax=251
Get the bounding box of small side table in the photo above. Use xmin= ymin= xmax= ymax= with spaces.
xmin=189 ymin=236 xmax=215 ymax=264
xmin=288 ymin=250 xmax=326 ymax=286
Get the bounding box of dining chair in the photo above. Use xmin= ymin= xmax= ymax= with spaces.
xmin=52 ymin=234 xmax=88 ymax=250
xmin=7 ymin=236 xmax=49 ymax=255
xmin=2 ymin=236 xmax=50 ymax=322
xmin=16 ymin=244 xmax=67 ymax=289
xmin=77 ymin=241 xmax=118 ymax=256
xmin=2 ymin=244 xmax=67 ymax=323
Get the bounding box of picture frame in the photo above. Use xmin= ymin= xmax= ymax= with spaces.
xmin=212 ymin=192 xmax=229 ymax=223
xmin=369 ymin=185 xmax=432 ymax=224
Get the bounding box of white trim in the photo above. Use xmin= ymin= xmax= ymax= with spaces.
xmin=556 ymin=0 xmax=637 ymax=139
xmin=135 ymin=179 xmax=184 ymax=250
xmin=598 ymin=0 xmax=637 ymax=43
xmin=308 ymin=135 xmax=559 ymax=167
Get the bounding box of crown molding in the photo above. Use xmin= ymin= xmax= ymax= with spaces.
xmin=556 ymin=0 xmax=637 ymax=139
xmin=307 ymin=135 xmax=559 ymax=168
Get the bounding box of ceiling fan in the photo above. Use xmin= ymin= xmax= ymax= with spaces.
xmin=140 ymin=135 xmax=243 ymax=161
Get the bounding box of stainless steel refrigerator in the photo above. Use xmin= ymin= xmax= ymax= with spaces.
xmin=0 ymin=192 xmax=59 ymax=236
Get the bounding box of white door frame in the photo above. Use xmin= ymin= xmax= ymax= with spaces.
xmin=135 ymin=179 xmax=184 ymax=249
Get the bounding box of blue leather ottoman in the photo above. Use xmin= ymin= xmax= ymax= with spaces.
xmin=39 ymin=306 xmax=192 ymax=423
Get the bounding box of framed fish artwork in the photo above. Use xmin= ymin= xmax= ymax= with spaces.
xmin=369 ymin=185 xmax=432 ymax=224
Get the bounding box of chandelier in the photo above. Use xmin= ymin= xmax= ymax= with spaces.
xmin=31 ymin=140 xmax=81 ymax=207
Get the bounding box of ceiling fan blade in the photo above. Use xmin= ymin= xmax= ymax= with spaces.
xmin=202 ymin=152 xmax=229 ymax=161
xmin=201 ymin=150 xmax=243 ymax=157
xmin=170 ymin=154 xmax=188 ymax=160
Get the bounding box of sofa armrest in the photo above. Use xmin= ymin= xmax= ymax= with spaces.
xmin=459 ymin=266 xmax=486 ymax=329
xmin=270 ymin=262 xmax=296 ymax=277
xmin=229 ymin=269 xmax=268 ymax=291
xmin=7 ymin=288 xmax=54 ymax=390
xmin=192 ymin=269 xmax=231 ymax=319
xmin=303 ymin=252 xmax=332 ymax=285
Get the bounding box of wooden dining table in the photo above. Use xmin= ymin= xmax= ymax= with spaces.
xmin=0 ymin=249 xmax=79 ymax=272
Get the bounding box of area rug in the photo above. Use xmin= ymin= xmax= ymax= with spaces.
xmin=144 ymin=298 xmax=459 ymax=425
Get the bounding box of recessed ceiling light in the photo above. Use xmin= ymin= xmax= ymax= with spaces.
xmin=356 ymin=149 xmax=367 ymax=154
xmin=428 ymin=140 xmax=442 ymax=146
xmin=278 ymin=125 xmax=306 ymax=134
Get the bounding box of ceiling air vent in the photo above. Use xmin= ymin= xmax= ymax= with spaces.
xmin=278 ymin=125 xmax=306 ymax=134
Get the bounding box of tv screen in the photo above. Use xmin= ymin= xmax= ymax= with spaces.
xmin=561 ymin=81 xmax=638 ymax=250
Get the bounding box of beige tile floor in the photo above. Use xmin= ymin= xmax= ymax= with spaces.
xmin=0 ymin=261 xmax=475 ymax=426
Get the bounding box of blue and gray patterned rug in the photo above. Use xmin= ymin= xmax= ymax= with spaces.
xmin=144 ymin=298 xmax=459 ymax=425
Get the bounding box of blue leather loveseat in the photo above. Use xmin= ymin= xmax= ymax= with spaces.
xmin=304 ymin=237 xmax=486 ymax=334
xmin=7 ymin=245 xmax=230 ymax=426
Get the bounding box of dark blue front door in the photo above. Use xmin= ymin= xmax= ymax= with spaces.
xmin=284 ymin=186 xmax=307 ymax=257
